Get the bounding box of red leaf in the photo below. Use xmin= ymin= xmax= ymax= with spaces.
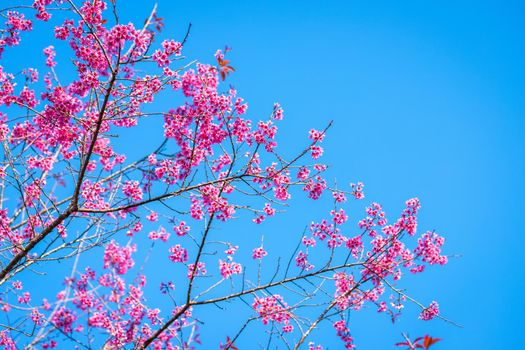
xmin=216 ymin=56 xmax=235 ymax=80
xmin=423 ymin=335 xmax=441 ymax=349
xmin=397 ymin=334 xmax=441 ymax=350
xmin=217 ymin=57 xmax=230 ymax=67
xmin=395 ymin=342 xmax=410 ymax=347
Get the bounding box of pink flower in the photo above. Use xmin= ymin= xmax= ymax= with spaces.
xmin=332 ymin=191 xmax=347 ymax=203
xmin=310 ymin=145 xmax=324 ymax=159
xmin=350 ymin=182 xmax=364 ymax=200
xmin=219 ymin=259 xmax=242 ymax=279
xmin=103 ymin=241 xmax=136 ymax=275
xmin=297 ymin=166 xmax=310 ymax=180
xmin=253 ymin=215 xmax=265 ymax=224
xmin=224 ymin=245 xmax=238 ymax=256
xmin=146 ymin=212 xmax=158 ymax=222
xmin=148 ymin=227 xmax=170 ymax=242
xmin=331 ymin=209 xmax=348 ymax=225
xmin=30 ymin=309 xmax=45 ymax=325
xmin=187 ymin=262 xmax=207 ymax=279
xmin=148 ymin=153 xmax=157 ymax=165
xmin=272 ymin=103 xmax=284 ymax=120
xmin=18 ymin=292 xmax=31 ymax=304
xmin=173 ymin=221 xmax=190 ymax=236
xmin=419 ymin=301 xmax=440 ymax=321
xmin=51 ymin=307 xmax=77 ymax=333
xmin=43 ymin=45 xmax=56 ymax=67
xmin=168 ymin=245 xmax=188 ymax=263
xmin=309 ymin=342 xmax=323 ymax=350
xmin=282 ymin=324 xmax=294 ymax=333
xmin=302 ymin=236 xmax=316 ymax=247
xmin=414 ymin=231 xmax=448 ymax=265
xmin=345 ymin=235 xmax=363 ymax=258
xmin=263 ymin=203 xmax=276 ymax=216
xmin=377 ymin=301 xmax=387 ymax=313
xmin=303 ymin=176 xmax=327 ymax=200
xmin=308 ymin=129 xmax=325 ymax=142
xmin=296 ymin=251 xmax=314 ymax=271
xmin=333 ymin=320 xmax=355 ymax=349
xmin=252 ymin=295 xmax=291 ymax=326
xmin=122 ymin=180 xmax=143 ymax=201
xmin=33 ymin=0 xmax=53 ymax=21
xmin=252 ymin=247 xmax=267 ymax=259
xmin=190 ymin=197 xmax=204 ymax=220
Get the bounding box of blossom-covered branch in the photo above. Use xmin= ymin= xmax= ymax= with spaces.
xmin=0 ymin=1 xmax=451 ymax=349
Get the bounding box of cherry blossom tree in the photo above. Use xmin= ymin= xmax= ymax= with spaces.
xmin=0 ymin=1 xmax=451 ymax=349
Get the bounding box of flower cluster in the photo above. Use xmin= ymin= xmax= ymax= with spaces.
xmin=252 ymin=295 xmax=293 ymax=332
xmin=419 ymin=301 xmax=440 ymax=321
xmin=103 ymin=241 xmax=136 ymax=275
xmin=333 ymin=320 xmax=355 ymax=349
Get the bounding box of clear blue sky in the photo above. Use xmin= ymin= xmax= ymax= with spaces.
xmin=126 ymin=1 xmax=523 ymax=348
xmin=8 ymin=0 xmax=523 ymax=348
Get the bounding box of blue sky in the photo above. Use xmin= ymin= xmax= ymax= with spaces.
xmin=123 ymin=0 xmax=524 ymax=348
xmin=5 ymin=0 xmax=524 ymax=348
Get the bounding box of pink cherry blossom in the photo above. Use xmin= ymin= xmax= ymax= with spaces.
xmin=252 ymin=246 xmax=268 ymax=259
xmin=419 ymin=301 xmax=440 ymax=321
